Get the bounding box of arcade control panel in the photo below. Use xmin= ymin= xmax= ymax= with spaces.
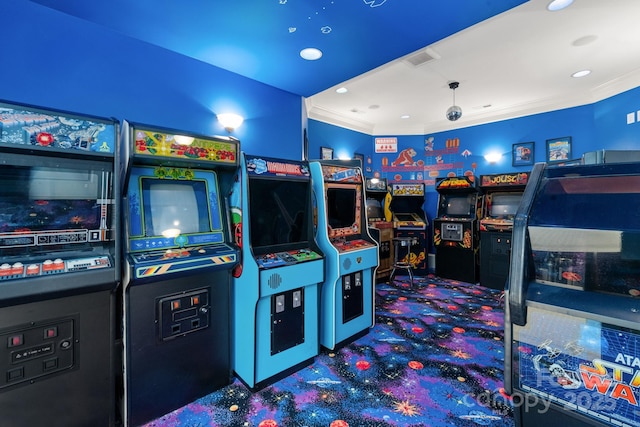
xmin=256 ymin=249 xmax=321 ymax=269
xmin=0 ymin=256 xmax=111 ymax=281
xmin=331 ymin=238 xmax=375 ymax=253
xmin=130 ymin=244 xmax=237 ymax=279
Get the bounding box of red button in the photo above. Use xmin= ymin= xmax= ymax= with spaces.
xmin=44 ymin=327 xmax=58 ymax=339
xmin=8 ymin=335 xmax=23 ymax=347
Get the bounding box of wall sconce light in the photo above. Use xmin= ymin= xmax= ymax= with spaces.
xmin=217 ymin=113 xmax=244 ymax=132
xmin=484 ymin=152 xmax=503 ymax=163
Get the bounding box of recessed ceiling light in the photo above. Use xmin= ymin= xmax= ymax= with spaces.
xmin=547 ymin=0 xmax=574 ymax=11
xmin=336 ymin=87 xmax=348 ymax=94
xmin=400 ymin=115 xmax=410 ymax=119
xmin=572 ymin=69 xmax=591 ymax=78
xmin=300 ymin=48 xmax=322 ymax=60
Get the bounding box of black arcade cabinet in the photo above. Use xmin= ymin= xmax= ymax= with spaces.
xmin=433 ymin=176 xmax=481 ymax=283
xmin=0 ymin=101 xmax=119 ymax=426
xmin=478 ymin=172 xmax=529 ymax=290
xmin=388 ymin=182 xmax=429 ymax=274
xmin=119 ymin=122 xmax=239 ymax=426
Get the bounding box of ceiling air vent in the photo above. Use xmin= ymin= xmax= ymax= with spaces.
xmin=404 ymin=48 xmax=440 ymax=67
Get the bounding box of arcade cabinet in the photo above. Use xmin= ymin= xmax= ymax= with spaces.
xmin=478 ymin=172 xmax=529 ymax=290
xmin=310 ymin=161 xmax=378 ymax=350
xmin=120 ymin=122 xmax=239 ymax=426
xmin=505 ymin=162 xmax=640 ymax=427
xmin=0 ymin=101 xmax=119 ymax=426
xmin=433 ymin=176 xmax=481 ymax=283
xmin=230 ymin=154 xmax=324 ymax=389
xmin=388 ymin=183 xmax=429 ymax=274
xmin=366 ymin=178 xmax=394 ymax=280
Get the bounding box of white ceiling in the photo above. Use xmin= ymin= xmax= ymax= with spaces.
xmin=306 ymin=0 xmax=640 ymax=136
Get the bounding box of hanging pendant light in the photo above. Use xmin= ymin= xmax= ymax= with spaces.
xmin=446 ymin=81 xmax=462 ymax=121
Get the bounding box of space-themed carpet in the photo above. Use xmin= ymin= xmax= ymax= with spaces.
xmin=143 ymin=275 xmax=513 ymax=427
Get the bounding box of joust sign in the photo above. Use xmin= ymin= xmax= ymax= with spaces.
xmin=481 ymin=172 xmax=529 ymax=187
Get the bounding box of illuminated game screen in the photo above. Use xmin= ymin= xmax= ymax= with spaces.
xmin=127 ymin=166 xmax=224 ymax=251
xmin=249 ymin=177 xmax=310 ymax=253
xmin=141 ymin=180 xmax=211 ymax=237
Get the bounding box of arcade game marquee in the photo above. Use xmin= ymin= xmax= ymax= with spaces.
xmin=388 ymin=182 xmax=429 ymax=274
xmin=310 ymin=161 xmax=378 ymax=350
xmin=433 ymin=175 xmax=482 ymax=283
xmin=0 ymin=101 xmax=119 ymax=426
xmin=505 ymin=162 xmax=640 ymax=427
xmin=478 ymin=172 xmax=529 ymax=290
xmin=230 ymin=154 xmax=324 ymax=389
xmin=120 ymin=122 xmax=239 ymax=426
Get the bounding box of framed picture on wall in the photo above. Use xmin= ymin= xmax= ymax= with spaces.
xmin=320 ymin=146 xmax=333 ymax=160
xmin=546 ymin=136 xmax=572 ymax=163
xmin=512 ymin=142 xmax=534 ymax=166
xmin=353 ymin=152 xmax=364 ymax=169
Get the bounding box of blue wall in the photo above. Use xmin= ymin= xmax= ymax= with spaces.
xmin=309 ymin=85 xmax=640 ymax=222
xmin=1 ymin=1 xmax=304 ymax=160
xmin=4 ymin=1 xmax=639 ymax=188
xmin=307 ymin=120 xmax=373 ymax=162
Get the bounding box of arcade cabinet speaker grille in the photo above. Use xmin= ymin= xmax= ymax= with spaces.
xmin=343 ymin=259 xmax=352 ymax=270
xmin=268 ymin=273 xmax=282 ymax=289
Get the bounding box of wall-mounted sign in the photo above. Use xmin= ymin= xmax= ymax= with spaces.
xmin=375 ymin=137 xmax=397 ymax=153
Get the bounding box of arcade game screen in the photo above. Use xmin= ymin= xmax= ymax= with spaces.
xmin=141 ymin=179 xmax=211 ymax=237
xmin=439 ymin=194 xmax=476 ymax=217
xmin=249 ymin=177 xmax=311 ymax=254
xmin=327 ymin=187 xmax=357 ymax=231
xmin=488 ymin=192 xmax=522 ymax=218
xmin=366 ymin=198 xmax=383 ymax=221
xmin=0 ymin=164 xmax=107 ymax=255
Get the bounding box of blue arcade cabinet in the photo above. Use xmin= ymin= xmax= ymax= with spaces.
xmin=230 ymin=154 xmax=324 ymax=389
xmin=310 ymin=161 xmax=378 ymax=350
xmin=120 ymin=122 xmax=240 ymax=426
